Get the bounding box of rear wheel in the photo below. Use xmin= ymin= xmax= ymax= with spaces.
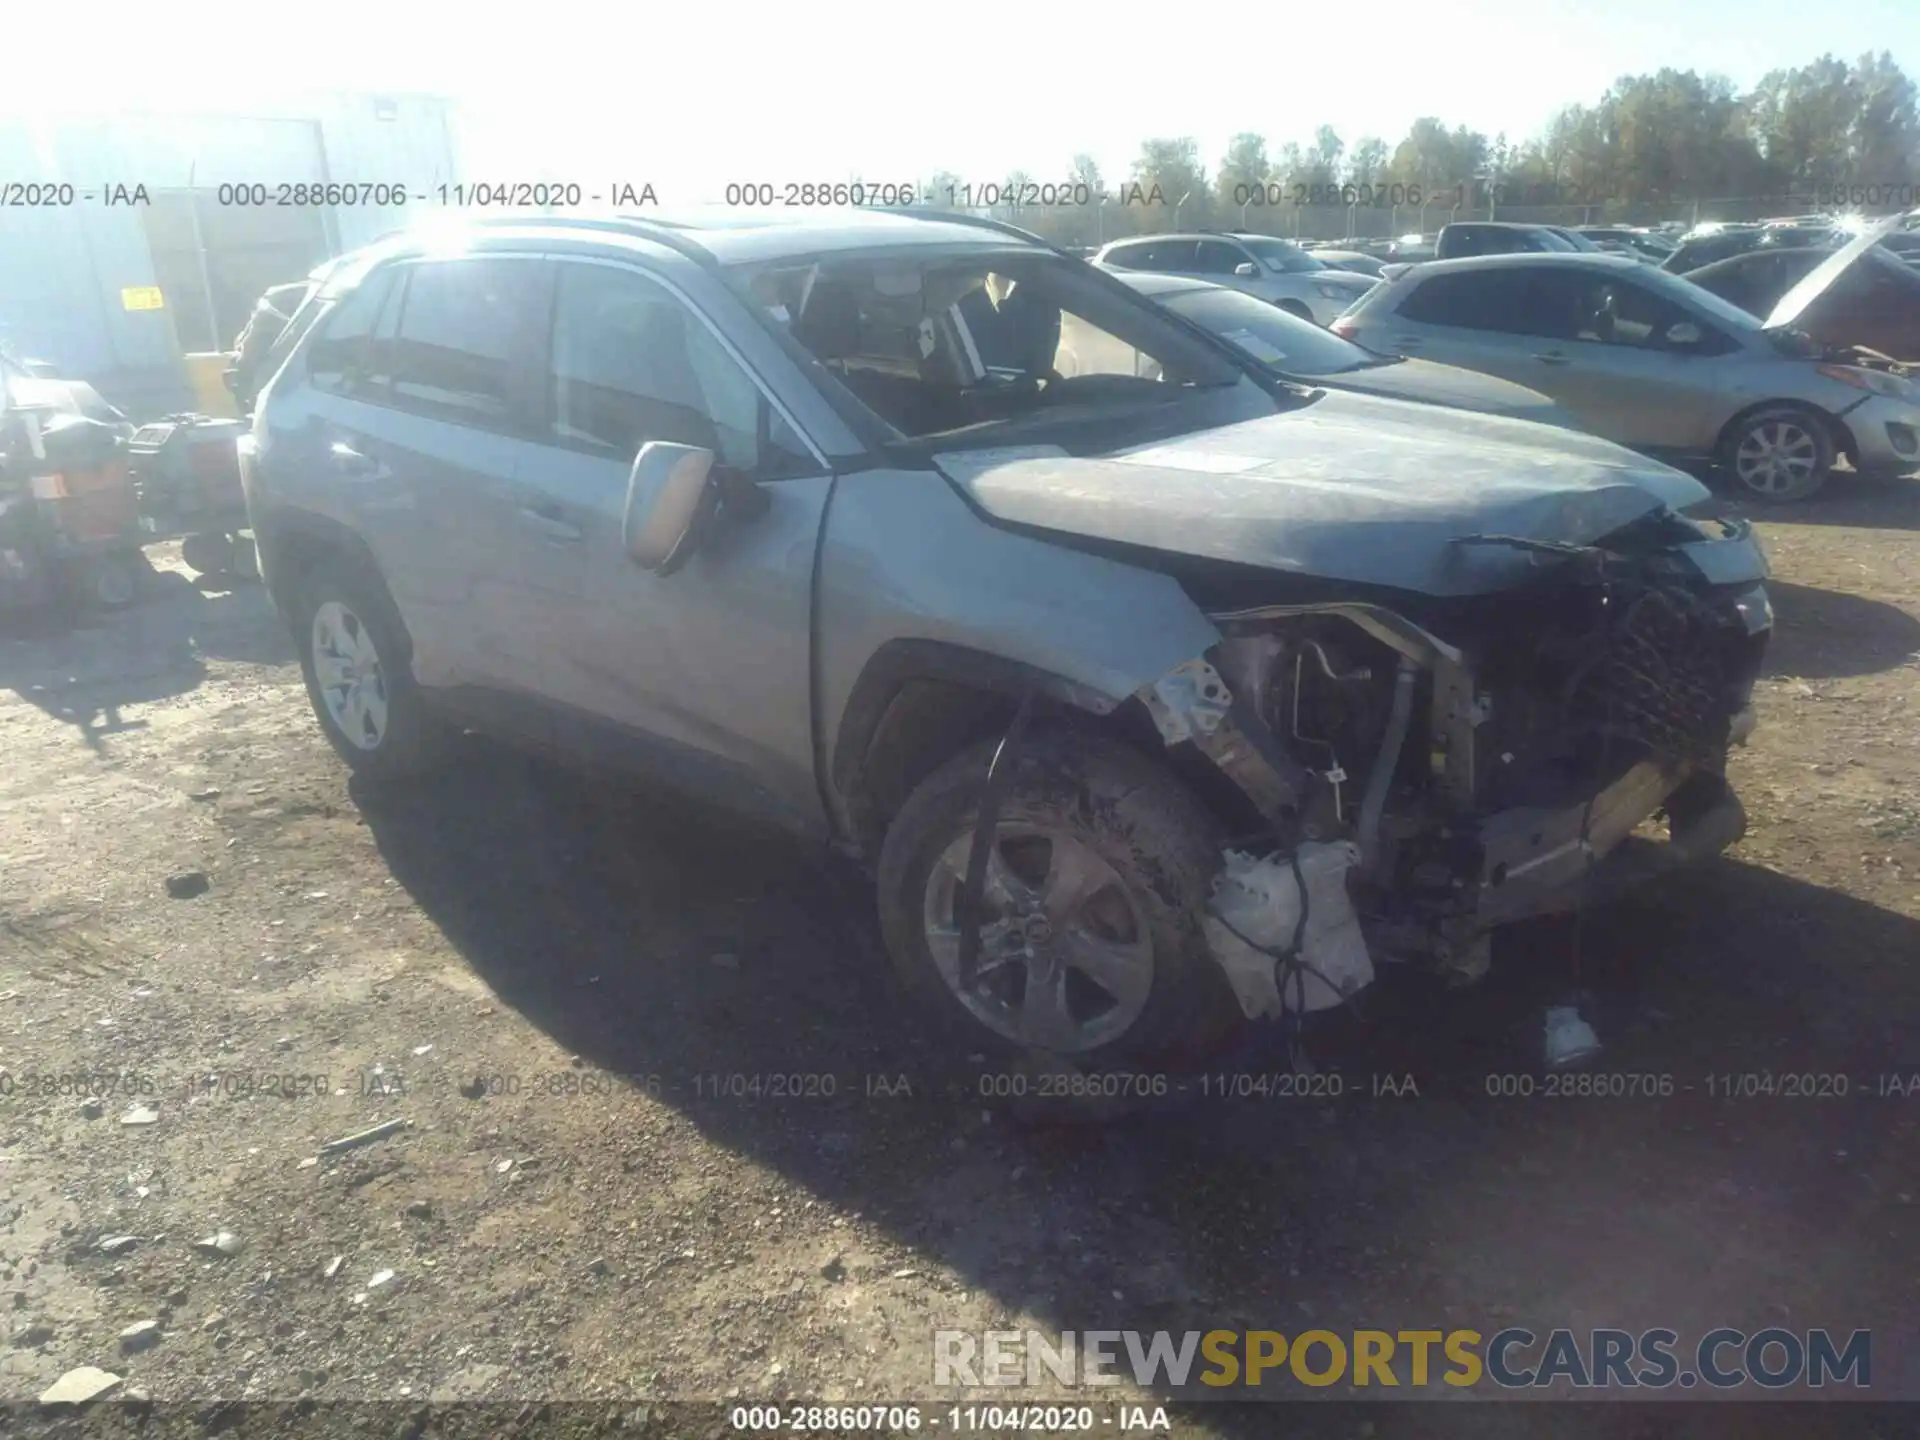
xmin=59 ymin=551 xmax=145 ymax=611
xmin=1720 ymin=404 xmax=1834 ymax=503
xmin=292 ymin=558 xmax=450 ymax=781
xmin=876 ymin=731 xmax=1240 ymax=1083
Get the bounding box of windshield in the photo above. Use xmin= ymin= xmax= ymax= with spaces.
xmin=1550 ymin=228 xmax=1606 ymax=253
xmin=727 ymin=248 xmax=1267 ymax=446
xmin=1162 ymin=287 xmax=1374 ymax=375
xmin=1235 ymin=236 xmax=1326 ymax=273
xmin=1659 ymin=267 xmax=1771 ymax=333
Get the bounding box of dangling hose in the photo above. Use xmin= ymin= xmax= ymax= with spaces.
xmin=955 ymin=689 xmax=1038 ymax=990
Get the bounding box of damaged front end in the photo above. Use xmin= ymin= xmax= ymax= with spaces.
xmin=1137 ymin=510 xmax=1772 ymax=1016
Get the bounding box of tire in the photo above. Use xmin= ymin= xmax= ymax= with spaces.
xmin=876 ymin=729 xmax=1241 ymax=1086
xmin=291 ymin=556 xmax=449 ymax=782
xmin=180 ymin=531 xmax=235 ymax=577
xmin=1718 ymin=403 xmax=1834 ymax=503
xmin=59 ymin=551 xmax=143 ymax=611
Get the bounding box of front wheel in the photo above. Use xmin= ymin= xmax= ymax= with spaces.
xmin=875 ymin=731 xmax=1240 ymax=1079
xmin=1719 ymin=404 xmax=1834 ymax=503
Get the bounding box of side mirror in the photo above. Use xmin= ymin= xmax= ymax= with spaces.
xmin=623 ymin=441 xmax=718 ymax=574
xmin=1233 ymin=262 xmax=1259 ymax=277
xmin=1664 ymin=321 xmax=1703 ymax=348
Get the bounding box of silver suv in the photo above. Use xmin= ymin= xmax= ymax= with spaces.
xmin=1091 ymin=232 xmax=1376 ymax=325
xmin=244 ymin=211 xmax=1771 ymax=1077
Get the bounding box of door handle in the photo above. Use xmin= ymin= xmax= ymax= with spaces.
xmin=1532 ymin=352 xmax=1570 ymax=365
xmin=518 ymin=506 xmax=583 ymax=544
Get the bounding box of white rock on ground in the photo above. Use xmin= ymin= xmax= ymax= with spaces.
xmin=39 ymin=1367 xmax=123 ymax=1405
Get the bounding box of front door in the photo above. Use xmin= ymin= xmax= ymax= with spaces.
xmin=519 ymin=258 xmax=834 ymax=836
xmin=1506 ymin=269 xmax=1734 ymax=452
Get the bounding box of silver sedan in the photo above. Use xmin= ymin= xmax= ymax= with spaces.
xmin=1089 ymin=270 xmax=1565 ymax=421
xmin=1331 ymin=242 xmax=1920 ymax=501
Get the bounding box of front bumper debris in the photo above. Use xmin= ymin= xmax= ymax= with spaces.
xmin=1470 ymin=766 xmax=1747 ymax=928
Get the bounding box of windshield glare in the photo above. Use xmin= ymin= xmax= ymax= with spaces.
xmin=1236 ymin=236 xmax=1325 ymax=273
xmin=1163 ymin=287 xmax=1373 ymax=374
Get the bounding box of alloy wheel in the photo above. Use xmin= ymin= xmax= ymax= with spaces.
xmin=921 ymin=825 xmax=1154 ymax=1053
xmin=1733 ymin=419 xmax=1819 ymax=496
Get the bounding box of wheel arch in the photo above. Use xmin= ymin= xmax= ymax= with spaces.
xmin=828 ymin=639 xmax=1162 ymax=861
xmin=255 ymin=509 xmax=411 ymax=664
xmin=1714 ymin=396 xmax=1858 ymax=471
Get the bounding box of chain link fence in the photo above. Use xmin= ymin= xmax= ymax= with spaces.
xmin=996 ymin=191 xmax=1916 ymax=249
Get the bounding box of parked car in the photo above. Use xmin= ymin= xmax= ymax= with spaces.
xmin=1434 ymin=222 xmax=1599 ymax=260
xmin=1683 ymin=244 xmax=1920 ymax=362
xmin=1090 ymin=232 xmax=1375 ymax=325
xmin=1377 ymin=222 xmax=1603 ymax=282
xmin=1332 ymin=242 xmax=1920 ymax=501
xmin=1100 ymin=271 xmax=1565 ymax=420
xmin=1305 ymin=249 xmax=1388 ymax=278
xmin=1576 ymin=227 xmax=1676 ymax=263
xmin=1875 ymin=230 xmax=1920 ymax=267
xmin=228 ymin=280 xmax=322 ymax=413
xmin=1664 ymin=224 xmax=1835 ymax=275
xmin=245 ymin=210 xmax=1769 ymax=1079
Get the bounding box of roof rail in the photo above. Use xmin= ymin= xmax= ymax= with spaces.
xmin=889 ymin=207 xmax=1060 ymax=251
xmin=352 ymin=212 xmax=721 ymax=268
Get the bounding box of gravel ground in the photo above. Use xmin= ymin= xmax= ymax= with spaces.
xmin=2 ymin=486 xmax=1918 ymax=1436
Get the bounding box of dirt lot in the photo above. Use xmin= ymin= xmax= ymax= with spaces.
xmin=1 ymin=484 xmax=1918 ymax=1434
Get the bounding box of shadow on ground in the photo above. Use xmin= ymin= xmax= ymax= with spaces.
xmin=362 ymin=746 xmax=1920 ymax=1415
xmin=1761 ymin=580 xmax=1920 ymax=680
xmin=0 ymin=570 xmax=288 ymax=749
xmin=1728 ymin=473 xmax=1920 ymax=533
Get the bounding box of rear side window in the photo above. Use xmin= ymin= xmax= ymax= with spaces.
xmin=1398 ymin=270 xmax=1527 ymax=330
xmin=1104 ymin=240 xmax=1195 ymax=273
xmin=386 ymin=258 xmax=548 ymax=433
xmin=305 ymin=269 xmax=397 ymax=398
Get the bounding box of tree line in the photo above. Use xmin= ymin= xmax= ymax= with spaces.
xmin=908 ymin=51 xmax=1919 ymax=243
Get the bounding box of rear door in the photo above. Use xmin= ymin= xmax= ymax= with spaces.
xmin=526 ymin=257 xmax=835 ymax=835
xmin=371 ymin=255 xmax=565 ymax=728
xmin=1366 ymin=267 xmax=1541 ymax=372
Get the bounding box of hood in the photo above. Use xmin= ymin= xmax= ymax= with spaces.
xmin=933 ymin=389 xmax=1714 ymax=599
xmin=1766 ymin=215 xmax=1906 ymax=331
xmin=1314 ymin=356 xmax=1564 ymax=422
xmin=1311 ymin=268 xmax=1376 ymax=290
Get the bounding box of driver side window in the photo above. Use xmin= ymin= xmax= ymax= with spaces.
xmin=1192 ymin=241 xmax=1250 ymax=276
xmin=548 ymin=263 xmax=812 ymax=476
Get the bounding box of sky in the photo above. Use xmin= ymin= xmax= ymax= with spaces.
xmin=5 ymin=0 xmax=1915 ymax=203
